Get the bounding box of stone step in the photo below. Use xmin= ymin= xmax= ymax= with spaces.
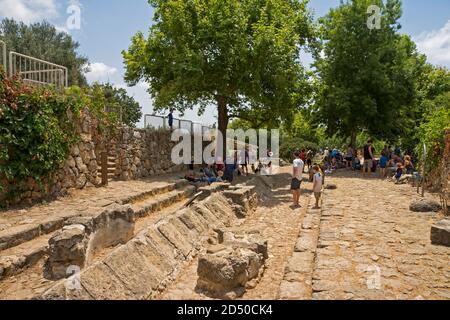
xmin=120 ymin=180 xmax=190 ymax=205
xmin=0 ymin=215 xmax=76 ymax=253
xmin=131 ymin=186 xmax=196 ymax=218
xmin=0 ymin=231 xmax=56 ymax=280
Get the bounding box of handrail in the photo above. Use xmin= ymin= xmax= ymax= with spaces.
xmin=144 ymin=114 xmax=213 ymax=134
xmin=9 ymin=51 xmax=68 ymax=89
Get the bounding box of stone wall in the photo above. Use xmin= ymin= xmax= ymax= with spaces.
xmin=112 ymin=128 xmax=186 ymax=181
xmin=0 ymin=110 xmax=188 ymax=207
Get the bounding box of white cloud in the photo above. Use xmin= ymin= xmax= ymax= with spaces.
xmin=416 ymin=20 xmax=450 ymax=67
xmin=0 ymin=0 xmax=58 ymax=24
xmin=84 ymin=62 xmax=118 ymax=83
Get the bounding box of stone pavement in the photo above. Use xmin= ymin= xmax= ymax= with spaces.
xmin=0 ymin=172 xmax=188 ymax=234
xmin=307 ymin=171 xmax=449 ymax=300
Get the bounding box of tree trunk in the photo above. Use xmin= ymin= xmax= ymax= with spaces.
xmin=217 ymin=95 xmax=228 ymax=164
xmin=350 ymin=131 xmax=357 ymax=150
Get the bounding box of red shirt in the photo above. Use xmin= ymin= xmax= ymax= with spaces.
xmin=300 ymin=152 xmax=306 ymax=162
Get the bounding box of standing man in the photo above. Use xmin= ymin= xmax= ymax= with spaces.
xmin=300 ymin=149 xmax=306 ymax=173
xmin=168 ymin=108 xmax=174 ymax=130
xmin=363 ymin=139 xmax=375 ymax=177
xmin=323 ymin=147 xmax=330 ymax=168
xmin=291 ymin=151 xmax=304 ymax=208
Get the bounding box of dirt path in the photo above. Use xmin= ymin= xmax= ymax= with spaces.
xmin=311 ymin=171 xmax=449 ymax=300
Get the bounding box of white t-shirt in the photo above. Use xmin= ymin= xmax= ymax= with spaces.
xmin=313 ymin=172 xmax=323 ymax=193
xmin=293 ymin=158 xmax=304 ymax=180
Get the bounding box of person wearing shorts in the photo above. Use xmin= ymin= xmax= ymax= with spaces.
xmin=363 ymin=140 xmax=375 ymax=177
xmin=379 ymin=154 xmax=388 ymax=178
xmin=291 ymin=151 xmax=304 ymax=207
xmin=312 ymin=165 xmax=323 ymax=209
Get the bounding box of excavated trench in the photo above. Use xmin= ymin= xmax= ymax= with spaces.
xmin=1 ymin=172 xmax=308 ymax=300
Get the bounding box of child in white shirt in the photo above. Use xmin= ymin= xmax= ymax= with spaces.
xmin=312 ymin=165 xmax=323 ymax=209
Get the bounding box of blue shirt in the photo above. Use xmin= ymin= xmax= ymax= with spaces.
xmin=380 ymin=156 xmax=388 ymax=167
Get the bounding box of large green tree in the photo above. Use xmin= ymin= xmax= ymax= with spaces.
xmin=123 ymin=0 xmax=316 ymax=158
xmin=0 ymin=19 xmax=88 ymax=86
xmin=312 ymin=0 xmax=426 ymax=147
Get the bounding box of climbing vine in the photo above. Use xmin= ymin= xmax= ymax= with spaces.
xmin=0 ymin=70 xmax=116 ymax=204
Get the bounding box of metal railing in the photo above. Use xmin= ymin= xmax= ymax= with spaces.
xmin=144 ymin=114 xmax=213 ymax=135
xmin=9 ymin=51 xmax=68 ymax=89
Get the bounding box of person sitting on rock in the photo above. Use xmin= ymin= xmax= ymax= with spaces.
xmin=394 ymin=162 xmax=405 ymax=184
xmin=404 ymin=155 xmax=415 ymax=175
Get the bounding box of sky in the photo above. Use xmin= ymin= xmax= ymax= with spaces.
xmin=1 ymin=0 xmax=449 ymax=127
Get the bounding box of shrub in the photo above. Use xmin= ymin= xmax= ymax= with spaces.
xmin=416 ymin=106 xmax=450 ymax=174
xmin=280 ymin=137 xmax=319 ymax=161
xmin=0 ymin=72 xmax=114 ymax=204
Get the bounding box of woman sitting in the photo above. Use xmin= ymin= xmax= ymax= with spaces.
xmin=404 ymin=156 xmax=415 ymax=175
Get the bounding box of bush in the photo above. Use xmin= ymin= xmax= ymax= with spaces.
xmin=416 ymin=106 xmax=450 ymax=173
xmin=280 ymin=137 xmax=319 ymax=161
xmin=0 ymin=72 xmax=115 ymax=203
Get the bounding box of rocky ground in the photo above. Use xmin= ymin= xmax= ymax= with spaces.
xmin=308 ymin=171 xmax=449 ymax=300
xmin=0 ymin=167 xmax=448 ymax=300
xmin=161 ymin=168 xmax=449 ymax=300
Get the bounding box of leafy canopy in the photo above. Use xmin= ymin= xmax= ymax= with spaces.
xmin=312 ymin=0 xmax=426 ymax=144
xmin=123 ymin=0 xmax=316 ymax=128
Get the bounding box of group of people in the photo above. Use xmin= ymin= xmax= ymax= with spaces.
xmin=184 ymin=148 xmax=275 ymax=185
xmin=321 ymin=140 xmax=417 ymax=184
xmin=291 ymin=150 xmax=324 ymax=210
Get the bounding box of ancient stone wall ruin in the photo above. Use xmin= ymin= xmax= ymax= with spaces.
xmin=39 ymin=183 xmax=262 ymax=300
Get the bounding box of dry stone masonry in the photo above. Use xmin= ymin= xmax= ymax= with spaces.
xmin=197 ymin=232 xmax=268 ymax=300
xmin=39 ymin=182 xmax=260 ymax=300
xmin=1 ymin=110 xmax=191 ymax=206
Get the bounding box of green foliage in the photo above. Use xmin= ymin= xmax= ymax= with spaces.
xmin=91 ymin=83 xmax=142 ymax=127
xmin=280 ymin=136 xmax=319 ymax=161
xmin=312 ymin=0 xmax=426 ymax=144
xmin=0 ymin=18 xmax=89 ymax=86
xmin=416 ymin=93 xmax=450 ymax=173
xmin=0 ymin=71 xmax=115 ymax=202
xmin=123 ymin=0 xmax=316 ymax=135
xmin=0 ymin=75 xmax=75 ymax=199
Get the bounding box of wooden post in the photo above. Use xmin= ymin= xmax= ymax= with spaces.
xmin=422 ymin=143 xmax=427 ymax=197
xmin=101 ymin=151 xmax=108 ymax=186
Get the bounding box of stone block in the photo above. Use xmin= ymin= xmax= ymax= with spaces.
xmin=0 ymin=224 xmax=41 ymax=251
xmin=196 ymin=233 xmax=268 ymax=300
xmin=191 ymin=203 xmax=223 ymax=228
xmin=279 ymin=280 xmax=310 ymax=300
xmin=158 ymin=221 xmax=193 ymax=258
xmin=103 ymin=243 xmax=163 ymax=299
xmin=44 ymin=224 xmax=88 ymax=280
xmin=410 ymin=199 xmax=442 ymax=213
xmin=294 ymin=231 xmax=318 ymax=253
xmin=79 ymin=262 xmax=137 ymax=300
xmin=431 ymin=219 xmax=450 ymax=247
xmin=203 ymin=194 xmax=235 ymax=226
xmin=89 ymin=204 xmax=135 ymax=254
xmin=131 ymin=236 xmax=177 ymax=279
xmin=178 ymin=208 xmax=208 ymax=233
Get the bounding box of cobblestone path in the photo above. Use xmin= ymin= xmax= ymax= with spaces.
xmin=310 ymin=171 xmax=449 ymax=300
